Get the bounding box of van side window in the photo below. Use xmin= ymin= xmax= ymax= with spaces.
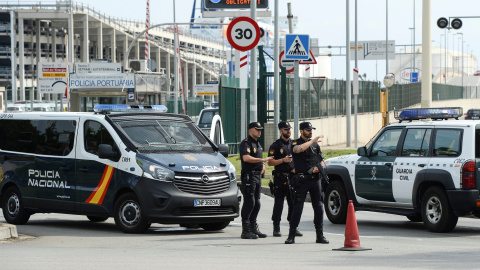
xmin=84 ymin=120 xmax=116 ymax=156
xmin=433 ymin=129 xmax=462 ymax=157
xmin=0 ymin=119 xmax=76 ymax=156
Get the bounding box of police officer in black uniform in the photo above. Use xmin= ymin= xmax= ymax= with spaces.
xmin=285 ymin=121 xmax=329 ymax=244
xmin=267 ymin=121 xmax=302 ymax=237
xmin=239 ymin=122 xmax=273 ymax=239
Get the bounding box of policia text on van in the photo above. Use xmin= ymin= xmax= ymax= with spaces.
xmin=0 ymin=105 xmax=240 ymax=233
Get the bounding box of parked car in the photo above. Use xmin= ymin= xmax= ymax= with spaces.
xmin=465 ymin=109 xmax=480 ymax=120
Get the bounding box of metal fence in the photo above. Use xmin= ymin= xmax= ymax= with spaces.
xmin=275 ymin=78 xmax=381 ymax=120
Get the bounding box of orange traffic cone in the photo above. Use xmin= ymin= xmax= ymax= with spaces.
xmin=333 ymin=200 xmax=371 ymax=251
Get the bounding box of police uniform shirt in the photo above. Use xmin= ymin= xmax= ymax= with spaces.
xmin=239 ymin=135 xmax=264 ymax=172
xmin=268 ymin=138 xmax=294 ymax=173
xmin=292 ymin=137 xmax=322 ymax=174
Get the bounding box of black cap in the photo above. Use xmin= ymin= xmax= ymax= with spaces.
xmin=248 ymin=122 xmax=264 ymax=130
xmin=278 ymin=121 xmax=292 ymax=130
xmin=299 ymin=121 xmax=316 ymax=130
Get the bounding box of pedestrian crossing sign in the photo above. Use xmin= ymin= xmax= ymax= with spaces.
xmin=285 ymin=34 xmax=309 ymax=60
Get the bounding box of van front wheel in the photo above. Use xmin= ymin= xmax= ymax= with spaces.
xmin=2 ymin=187 xmax=30 ymax=225
xmin=114 ymin=193 xmax=150 ymax=233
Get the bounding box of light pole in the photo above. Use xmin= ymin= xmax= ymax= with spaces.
xmin=412 ymin=0 xmax=416 ymax=76
xmin=440 ymin=33 xmax=444 ymax=83
xmin=457 ymin=33 xmax=463 ymax=88
xmin=467 ymin=44 xmax=470 ymax=75
xmin=409 ymin=27 xmax=414 ymax=82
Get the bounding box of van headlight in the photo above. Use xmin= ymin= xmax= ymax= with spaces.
xmin=227 ymin=162 xmax=236 ymax=182
xmin=137 ymin=158 xmax=174 ymax=182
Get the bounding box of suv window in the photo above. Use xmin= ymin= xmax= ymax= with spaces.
xmin=84 ymin=120 xmax=116 ymax=156
xmin=433 ymin=129 xmax=462 ymax=157
xmin=371 ymin=128 xmax=403 ymax=156
xmin=401 ymin=129 xmax=432 ymax=157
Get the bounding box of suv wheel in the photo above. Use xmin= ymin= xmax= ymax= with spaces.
xmin=114 ymin=193 xmax=150 ymax=233
xmin=324 ymin=181 xmax=348 ymax=224
xmin=2 ymin=187 xmax=31 ymax=225
xmin=421 ymin=186 xmax=458 ymax=233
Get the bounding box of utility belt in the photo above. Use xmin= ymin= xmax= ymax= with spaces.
xmin=242 ymin=170 xmax=262 ymax=175
xmin=273 ymin=170 xmax=290 ymax=179
xmin=296 ymin=173 xmax=319 ymax=181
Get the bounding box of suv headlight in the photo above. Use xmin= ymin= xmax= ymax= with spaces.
xmin=136 ymin=158 xmax=174 ymax=182
xmin=227 ymin=161 xmax=236 ymax=182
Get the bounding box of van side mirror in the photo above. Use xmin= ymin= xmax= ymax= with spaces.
xmin=218 ymin=144 xmax=229 ymax=158
xmin=357 ymin=146 xmax=367 ymax=157
xmin=98 ymin=144 xmax=120 ymax=161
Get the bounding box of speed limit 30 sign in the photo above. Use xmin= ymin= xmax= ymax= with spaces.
xmin=226 ymin=16 xmax=261 ymax=52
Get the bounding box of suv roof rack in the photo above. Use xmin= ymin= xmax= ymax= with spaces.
xmin=394 ymin=107 xmax=463 ymax=123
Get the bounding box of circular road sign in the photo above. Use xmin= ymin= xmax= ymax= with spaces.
xmin=226 ymin=17 xmax=261 ymax=52
xmin=279 ymin=50 xmax=294 ymax=74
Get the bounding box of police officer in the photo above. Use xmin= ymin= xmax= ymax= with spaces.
xmin=285 ymin=121 xmax=329 ymax=244
xmin=239 ymin=122 xmax=273 ymax=239
xmin=267 ymin=121 xmax=302 ymax=237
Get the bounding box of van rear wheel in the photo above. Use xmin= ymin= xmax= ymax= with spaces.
xmin=2 ymin=187 xmax=30 ymax=225
xmin=114 ymin=193 xmax=150 ymax=233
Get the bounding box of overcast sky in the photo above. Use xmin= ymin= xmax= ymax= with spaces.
xmin=76 ymin=0 xmax=480 ymax=81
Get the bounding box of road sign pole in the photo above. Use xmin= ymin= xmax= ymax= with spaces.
xmin=294 ymin=60 xmax=299 ymax=139
xmin=250 ymin=0 xmax=257 ymax=123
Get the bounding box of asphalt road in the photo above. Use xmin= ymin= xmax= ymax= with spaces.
xmin=2 ymin=195 xmax=480 ymax=270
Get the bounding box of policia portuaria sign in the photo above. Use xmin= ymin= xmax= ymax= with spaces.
xmin=204 ymin=0 xmax=268 ymax=9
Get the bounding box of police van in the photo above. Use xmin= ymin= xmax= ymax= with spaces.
xmin=0 ymin=105 xmax=239 ymax=233
xmin=324 ymin=108 xmax=480 ymax=232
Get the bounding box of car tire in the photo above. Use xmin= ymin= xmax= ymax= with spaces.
xmin=2 ymin=186 xmax=31 ymax=225
xmin=324 ymin=180 xmax=348 ymax=224
xmin=421 ymin=186 xmax=458 ymax=233
xmin=87 ymin=216 xmax=109 ymax=222
xmin=114 ymin=193 xmax=150 ymax=233
xmin=199 ymin=221 xmax=230 ymax=231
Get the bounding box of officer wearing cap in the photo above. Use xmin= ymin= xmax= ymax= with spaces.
xmin=239 ymin=122 xmax=273 ymax=239
xmin=267 ymin=121 xmax=302 ymax=237
xmin=285 ymin=121 xmax=329 ymax=244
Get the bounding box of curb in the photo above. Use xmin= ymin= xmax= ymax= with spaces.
xmin=0 ymin=223 xmax=18 ymax=240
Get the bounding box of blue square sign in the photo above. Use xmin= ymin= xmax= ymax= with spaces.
xmin=411 ymin=72 xmax=418 ymax=82
xmin=285 ymin=34 xmax=309 ymax=60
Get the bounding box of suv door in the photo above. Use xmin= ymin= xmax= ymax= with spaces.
xmin=355 ymin=128 xmax=403 ymax=203
xmin=393 ymin=128 xmax=432 ymax=205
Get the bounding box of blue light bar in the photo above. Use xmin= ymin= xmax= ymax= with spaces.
xmin=94 ymin=104 xmax=168 ymax=113
xmin=394 ymin=107 xmax=463 ymax=122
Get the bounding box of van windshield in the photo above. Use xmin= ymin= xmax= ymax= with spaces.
xmin=116 ymin=119 xmax=212 ymax=152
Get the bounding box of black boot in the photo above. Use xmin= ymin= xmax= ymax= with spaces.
xmin=273 ymin=222 xmax=281 ymax=237
xmin=315 ymin=228 xmax=329 ymax=244
xmin=295 ymin=227 xmax=303 ymax=237
xmin=250 ymin=222 xmax=267 ymax=238
xmin=284 ymin=228 xmax=296 ymax=244
xmin=241 ymin=222 xmax=258 ymax=239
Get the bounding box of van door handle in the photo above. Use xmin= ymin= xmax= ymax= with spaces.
xmin=418 ymin=164 xmax=426 ymax=167
xmin=385 ymin=162 xmax=392 ymax=167
xmin=60 ymin=166 xmax=69 ymax=171
xmin=79 ymin=168 xmax=89 ymax=172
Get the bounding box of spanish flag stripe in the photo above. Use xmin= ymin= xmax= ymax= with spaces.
xmin=85 ymin=165 xmax=114 ymax=204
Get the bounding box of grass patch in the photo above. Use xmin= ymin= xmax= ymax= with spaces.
xmin=227 ymin=148 xmax=357 ymax=186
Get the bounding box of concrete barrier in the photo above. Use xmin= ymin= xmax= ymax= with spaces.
xmin=0 ymin=223 xmax=18 ymax=240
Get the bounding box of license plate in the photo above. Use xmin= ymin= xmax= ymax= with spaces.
xmin=194 ymin=199 xmax=221 ymax=207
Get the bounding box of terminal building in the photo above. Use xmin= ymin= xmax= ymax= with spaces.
xmin=1 ymin=1 xmax=225 ymax=111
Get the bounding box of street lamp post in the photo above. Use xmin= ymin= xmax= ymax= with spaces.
xmin=409 ymin=27 xmax=414 ymax=82
xmin=440 ymin=33 xmax=444 ymax=83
